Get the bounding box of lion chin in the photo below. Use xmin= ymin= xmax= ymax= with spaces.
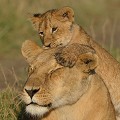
xmin=26 ymin=104 xmax=49 ymax=116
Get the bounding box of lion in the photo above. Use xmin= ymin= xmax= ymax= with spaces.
xmin=29 ymin=6 xmax=120 ymax=119
xmin=21 ymin=40 xmax=116 ymax=120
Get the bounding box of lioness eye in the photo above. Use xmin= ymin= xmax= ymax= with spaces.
xmin=28 ymin=66 xmax=34 ymax=73
xmin=39 ymin=31 xmax=44 ymax=36
xmin=52 ymin=27 xmax=58 ymax=33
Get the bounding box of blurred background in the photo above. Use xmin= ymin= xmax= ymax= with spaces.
xmin=0 ymin=0 xmax=120 ymax=90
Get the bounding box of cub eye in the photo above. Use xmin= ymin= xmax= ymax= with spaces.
xmin=52 ymin=27 xmax=58 ymax=33
xmin=39 ymin=31 xmax=44 ymax=36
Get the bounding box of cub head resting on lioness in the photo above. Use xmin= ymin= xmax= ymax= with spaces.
xmin=21 ymin=40 xmax=115 ymax=120
xmin=29 ymin=6 xmax=92 ymax=67
xmin=29 ymin=7 xmax=120 ymax=119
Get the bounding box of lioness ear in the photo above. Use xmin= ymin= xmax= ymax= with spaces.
xmin=28 ymin=13 xmax=41 ymax=31
xmin=21 ymin=40 xmax=43 ymax=64
xmin=54 ymin=7 xmax=74 ymax=22
xmin=77 ymin=53 xmax=98 ymax=74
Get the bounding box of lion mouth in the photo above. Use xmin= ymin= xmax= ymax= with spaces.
xmin=26 ymin=102 xmax=52 ymax=108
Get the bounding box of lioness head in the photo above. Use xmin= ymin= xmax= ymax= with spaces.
xmin=29 ymin=7 xmax=74 ymax=48
xmin=21 ymin=40 xmax=98 ymax=117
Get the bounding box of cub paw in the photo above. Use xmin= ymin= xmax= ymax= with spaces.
xmin=55 ymin=50 xmax=77 ymax=68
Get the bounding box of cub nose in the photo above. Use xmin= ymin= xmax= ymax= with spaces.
xmin=25 ymin=88 xmax=40 ymax=99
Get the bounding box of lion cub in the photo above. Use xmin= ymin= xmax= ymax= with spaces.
xmin=29 ymin=7 xmax=120 ymax=119
xmin=21 ymin=40 xmax=116 ymax=120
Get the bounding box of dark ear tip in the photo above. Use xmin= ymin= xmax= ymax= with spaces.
xmin=84 ymin=59 xmax=92 ymax=64
xmin=33 ymin=13 xmax=41 ymax=17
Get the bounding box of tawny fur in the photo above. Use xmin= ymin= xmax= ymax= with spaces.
xmin=21 ymin=40 xmax=116 ymax=120
xmin=29 ymin=6 xmax=120 ymax=119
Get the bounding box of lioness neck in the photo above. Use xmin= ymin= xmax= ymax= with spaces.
xmin=70 ymin=23 xmax=120 ymax=110
xmin=42 ymin=75 xmax=115 ymax=120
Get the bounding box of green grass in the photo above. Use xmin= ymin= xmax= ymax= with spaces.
xmin=0 ymin=0 xmax=120 ymax=119
xmin=0 ymin=86 xmax=22 ymax=120
xmin=0 ymin=86 xmax=40 ymax=120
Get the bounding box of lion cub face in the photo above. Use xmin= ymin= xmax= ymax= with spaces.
xmin=30 ymin=7 xmax=74 ymax=48
xmin=21 ymin=40 xmax=98 ymax=116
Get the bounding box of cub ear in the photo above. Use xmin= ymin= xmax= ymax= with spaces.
xmin=28 ymin=13 xmax=41 ymax=31
xmin=21 ymin=40 xmax=43 ymax=64
xmin=54 ymin=6 xmax=74 ymax=22
xmin=77 ymin=53 xmax=98 ymax=74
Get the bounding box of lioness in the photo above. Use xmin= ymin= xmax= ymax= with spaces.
xmin=29 ymin=7 xmax=120 ymax=119
xmin=21 ymin=40 xmax=116 ymax=120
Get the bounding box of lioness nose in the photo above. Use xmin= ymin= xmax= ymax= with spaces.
xmin=25 ymin=88 xmax=40 ymax=99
